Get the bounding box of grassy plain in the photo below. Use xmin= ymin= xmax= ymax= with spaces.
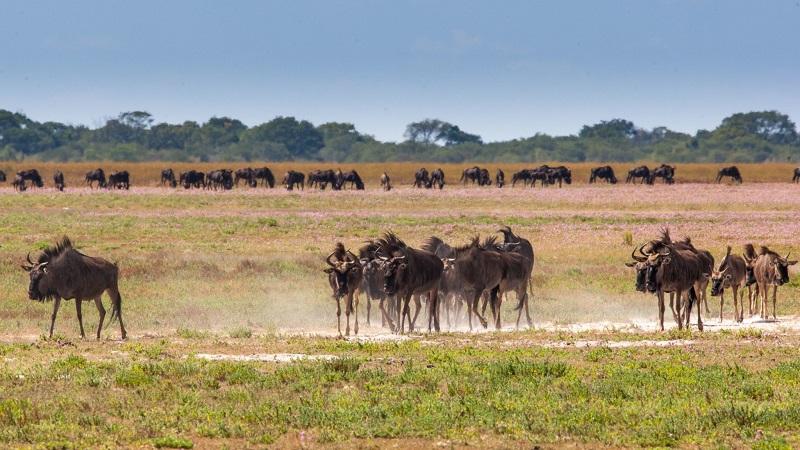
xmin=0 ymin=162 xmax=799 ymax=448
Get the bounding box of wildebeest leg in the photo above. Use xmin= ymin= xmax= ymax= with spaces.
xmin=335 ymin=297 xmax=342 ymax=337
xmin=656 ymin=291 xmax=665 ymax=331
xmin=694 ymin=287 xmax=703 ymax=331
xmin=490 ymin=286 xmax=502 ymax=330
xmin=75 ymin=299 xmax=85 ymax=338
xmin=732 ymin=285 xmax=741 ymax=323
xmin=771 ymin=285 xmax=778 ymax=320
xmin=409 ymin=295 xmax=422 ymax=332
xmin=365 ymin=295 xmax=371 ymax=326
xmin=352 ymin=292 xmax=359 ymax=335
xmin=427 ymin=290 xmax=440 ymax=333
xmin=758 ymin=282 xmax=768 ymax=319
xmin=471 ymin=292 xmax=488 ymax=329
xmin=94 ymin=296 xmax=106 ymax=340
xmin=719 ymin=291 xmax=725 ymax=323
xmin=49 ymin=296 xmax=62 ymax=338
xmin=668 ymin=293 xmax=680 ymax=325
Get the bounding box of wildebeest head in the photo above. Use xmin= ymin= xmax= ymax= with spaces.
xmin=708 ymin=267 xmax=730 ymax=296
xmin=771 ymin=251 xmax=796 ymax=285
xmin=381 ymin=255 xmax=407 ymax=296
xmin=21 ymin=252 xmax=54 ymax=301
xmin=324 ymin=250 xmax=360 ymax=297
xmin=625 ymin=244 xmax=651 ymax=292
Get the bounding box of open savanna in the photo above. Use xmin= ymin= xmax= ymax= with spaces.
xmin=1 ymin=161 xmax=799 ymax=187
xmin=1 ymin=175 xmax=799 ymax=448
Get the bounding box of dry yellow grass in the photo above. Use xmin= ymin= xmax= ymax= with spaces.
xmin=1 ymin=161 xmax=798 ymax=188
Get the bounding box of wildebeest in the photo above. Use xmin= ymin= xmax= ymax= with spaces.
xmin=716 ymin=166 xmax=742 ymax=184
xmin=793 ymin=168 xmax=800 ymax=183
xmin=377 ymin=232 xmax=443 ymax=334
xmin=308 ymin=169 xmax=339 ymax=190
xmin=107 ymin=171 xmax=130 ymax=190
xmin=752 ymin=246 xmax=796 ymax=320
xmin=0 ymin=170 xmax=6 ymax=182
xmin=85 ymin=168 xmax=107 ymax=189
xmin=460 ymin=166 xmax=491 ymax=186
xmin=21 ymin=237 xmax=127 ymax=339
xmin=380 ymin=172 xmax=392 ymax=191
xmin=179 ymin=170 xmax=205 ymax=189
xmin=430 ymin=168 xmax=445 ymax=189
xmin=413 ymin=168 xmax=430 ymax=188
xmin=53 ymin=170 xmax=65 ymax=192
xmin=206 ymin=169 xmax=233 ymax=190
xmin=497 ymin=226 xmax=535 ymax=328
xmin=161 ymin=168 xmax=177 ymax=187
xmin=421 ymin=236 xmax=461 ymax=329
xmin=324 ymin=243 xmax=363 ymax=336
xmin=495 ymin=169 xmax=505 ymax=188
xmin=282 ymin=170 xmax=305 ymax=191
xmin=12 ymin=174 xmax=26 ymax=191
xmin=589 ymin=165 xmax=617 ymax=184
xmin=649 ymin=164 xmax=675 ymax=184
xmin=626 ymin=166 xmax=650 ymax=184
xmin=339 ymin=170 xmax=365 ymax=190
xmin=707 ymin=246 xmax=747 ymax=323
xmin=234 ymin=168 xmax=257 ymax=187
xmin=478 ymin=235 xmax=531 ymax=330
xmin=253 ymin=167 xmax=275 ymax=188
xmin=17 ymin=169 xmax=44 ymax=188
xmin=511 ymin=169 xmax=533 ymax=187
xmin=357 ymin=241 xmax=394 ymax=329
xmin=742 ymin=243 xmax=760 ymax=315
xmin=546 ymin=166 xmax=571 ymax=187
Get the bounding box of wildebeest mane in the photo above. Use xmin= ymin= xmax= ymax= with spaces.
xmin=37 ymin=236 xmax=84 ymax=264
xmin=451 ymin=236 xmax=480 ymax=256
xmin=421 ymin=236 xmax=455 ymax=258
xmin=743 ymin=243 xmax=757 ymax=260
xmin=376 ymin=231 xmax=408 ymax=256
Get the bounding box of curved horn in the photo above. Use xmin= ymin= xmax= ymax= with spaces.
xmin=631 ymin=246 xmax=647 ymax=262
xmin=325 ymin=252 xmax=337 ymax=268
xmin=346 ymin=250 xmax=358 ymax=262
xmin=26 ymin=252 xmax=34 ymax=265
xmin=637 ymin=243 xmax=652 ymax=257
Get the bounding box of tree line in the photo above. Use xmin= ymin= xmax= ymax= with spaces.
xmin=0 ymin=109 xmax=798 ymax=163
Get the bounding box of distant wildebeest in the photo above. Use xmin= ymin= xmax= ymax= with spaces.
xmin=234 ymin=168 xmax=257 ymax=187
xmin=495 ymin=169 xmax=505 ymax=188
xmin=307 ymin=169 xmax=339 ymax=190
xmin=751 ymin=246 xmax=796 ymax=320
xmin=793 ymin=168 xmax=800 ymax=183
xmin=546 ymin=166 xmax=571 ymax=187
xmin=377 ymin=232 xmax=443 ymax=334
xmin=707 ymin=246 xmax=747 ymax=323
xmin=380 ymin=172 xmax=392 ymax=191
xmin=253 ymin=167 xmax=275 ymax=188
xmin=282 ymin=170 xmax=305 ymax=191
xmin=22 ymin=237 xmax=127 ymax=339
xmin=413 ymin=168 xmax=430 ymax=188
xmin=479 ymin=168 xmax=492 ymax=186
xmin=107 ymin=171 xmax=130 ymax=190
xmin=0 ymin=170 xmax=6 ymax=182
xmin=649 ymin=164 xmax=675 ymax=184
xmin=85 ymin=168 xmax=107 ymax=189
xmin=179 ymin=170 xmax=205 ymax=189
xmin=430 ymin=168 xmax=445 ymax=189
xmin=339 ymin=170 xmax=365 ymax=190
xmin=324 ymin=243 xmax=363 ymax=336
xmin=460 ymin=166 xmax=490 ymax=186
xmin=716 ymin=166 xmax=742 ymax=184
xmin=626 ymin=166 xmax=650 ymax=184
xmin=529 ymin=166 xmax=553 ymax=187
xmin=12 ymin=174 xmax=26 ymax=192
xmin=511 ymin=169 xmax=533 ymax=187
xmin=206 ymin=169 xmax=233 ymax=190
xmin=589 ymin=165 xmax=617 ymax=184
xmin=17 ymin=169 xmax=44 ymax=188
xmin=53 ymin=170 xmax=65 ymax=192
xmin=161 ymin=168 xmax=177 ymax=187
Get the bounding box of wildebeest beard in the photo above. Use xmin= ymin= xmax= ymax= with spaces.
xmin=383 ymin=259 xmax=406 ymax=296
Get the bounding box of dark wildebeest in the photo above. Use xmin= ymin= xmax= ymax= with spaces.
xmin=752 ymin=246 xmax=796 ymax=320
xmin=161 ymin=168 xmax=177 ymax=187
xmin=641 ymin=229 xmax=708 ymax=331
xmin=478 ymin=236 xmax=530 ymax=330
xmin=339 ymin=170 xmax=365 ymax=190
xmin=53 ymin=170 xmax=65 ymax=192
xmin=460 ymin=166 xmax=484 ymax=185
xmin=12 ymin=174 xmax=26 ymax=192
xmin=234 ymin=168 xmax=257 ymax=187
xmin=793 ymin=168 xmax=800 ymax=183
xmin=179 ymin=170 xmax=205 ymax=189
xmin=413 ymin=168 xmax=430 ymax=188
xmin=206 ymin=169 xmax=233 ymax=190
xmin=511 ymin=169 xmax=533 ymax=187
xmin=357 ymin=241 xmax=395 ymax=329
xmin=707 ymin=246 xmax=747 ymax=323
xmin=430 ymin=168 xmax=445 ymax=189
xmin=626 ymin=166 xmax=650 ymax=184
xmin=107 ymin=171 xmax=130 ymax=190
xmin=421 ymin=236 xmax=463 ymax=329
xmin=378 ymin=232 xmax=443 ymax=334
xmin=85 ymin=168 xmax=107 ymax=189
xmin=546 ymin=166 xmax=571 ymax=187
xmin=308 ymin=169 xmax=339 ymax=190
xmin=324 ymin=243 xmax=363 ymax=336
xmin=649 ymin=164 xmax=675 ymax=184
xmin=478 ymin=168 xmax=492 ymax=186
xmin=22 ymin=237 xmax=127 ymax=339
xmin=253 ymin=167 xmax=275 ymax=188
xmin=282 ymin=170 xmax=305 ymax=191
xmin=380 ymin=172 xmax=392 ymax=191
xmin=497 ymin=226 xmax=535 ymax=328
xmin=589 ymin=166 xmax=617 ymax=184
xmin=17 ymin=169 xmax=44 ymax=188
xmin=742 ymin=243 xmax=760 ymax=315
xmin=0 ymin=170 xmax=6 ymax=182
xmin=529 ymin=167 xmax=553 ymax=187
xmin=716 ymin=166 xmax=742 ymax=184
xmin=495 ymin=169 xmax=505 ymax=188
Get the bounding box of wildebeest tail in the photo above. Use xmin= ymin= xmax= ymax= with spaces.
xmin=688 ymin=286 xmax=697 ymax=310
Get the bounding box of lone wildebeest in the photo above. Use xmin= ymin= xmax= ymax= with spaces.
xmin=716 ymin=166 xmax=742 ymax=184
xmin=793 ymin=168 xmax=800 ymax=183
xmin=707 ymin=246 xmax=747 ymax=323
xmin=17 ymin=169 xmax=44 ymax=188
xmin=752 ymin=246 xmax=796 ymax=320
xmin=253 ymin=167 xmax=275 ymax=188
xmin=378 ymin=232 xmax=443 ymax=334
xmin=589 ymin=166 xmax=617 ymax=184
xmin=626 ymin=166 xmax=650 ymax=184
xmin=85 ymin=168 xmax=107 ymax=189
xmin=179 ymin=170 xmax=205 ymax=189
xmin=430 ymin=168 xmax=445 ymax=189
xmin=22 ymin=237 xmax=127 ymax=339
xmin=380 ymin=172 xmax=392 ymax=191
xmin=495 ymin=169 xmax=505 ymax=188
xmin=107 ymin=171 xmax=130 ymax=190
xmin=282 ymin=170 xmax=305 ymax=191
xmin=413 ymin=168 xmax=430 ymax=188
xmin=53 ymin=170 xmax=65 ymax=192
xmin=324 ymin=243 xmax=363 ymax=336
xmin=161 ymin=168 xmax=177 ymax=187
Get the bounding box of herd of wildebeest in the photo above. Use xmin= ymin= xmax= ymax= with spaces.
xmin=3 ymin=164 xmax=800 ymax=191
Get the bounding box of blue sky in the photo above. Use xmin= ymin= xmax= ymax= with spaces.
xmin=1 ymin=0 xmax=798 ymax=141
